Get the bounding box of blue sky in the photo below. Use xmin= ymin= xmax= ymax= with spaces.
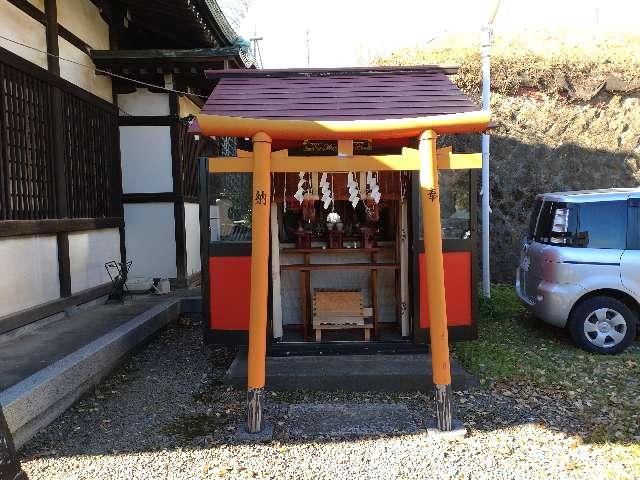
xmin=231 ymin=0 xmax=640 ymax=68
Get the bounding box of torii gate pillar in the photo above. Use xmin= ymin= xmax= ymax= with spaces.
xmin=246 ymin=132 xmax=272 ymax=433
xmin=419 ymin=129 xmax=453 ymax=430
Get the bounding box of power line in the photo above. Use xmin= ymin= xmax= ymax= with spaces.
xmin=0 ymin=34 xmax=208 ymax=100
xmin=305 ymin=30 xmax=310 ymax=68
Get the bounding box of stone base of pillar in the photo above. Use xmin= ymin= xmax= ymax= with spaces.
xmin=234 ymin=421 xmax=273 ymax=442
xmin=425 ymin=418 xmax=467 ymax=439
xmin=247 ymin=387 xmax=265 ymax=433
xmin=435 ymin=383 xmax=453 ymax=431
xmin=427 ymin=384 xmax=466 ymax=438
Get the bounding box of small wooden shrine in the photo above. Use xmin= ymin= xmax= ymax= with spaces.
xmin=193 ymin=65 xmax=491 ymax=434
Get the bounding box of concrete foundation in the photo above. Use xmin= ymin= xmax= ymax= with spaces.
xmin=225 ymin=351 xmax=479 ymax=392
xmin=0 ymin=293 xmax=200 ymax=448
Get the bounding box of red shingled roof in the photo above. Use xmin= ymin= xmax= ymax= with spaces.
xmin=200 ymin=66 xmax=480 ymax=121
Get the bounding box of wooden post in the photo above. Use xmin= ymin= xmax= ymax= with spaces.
xmin=170 ymin=92 xmax=187 ymax=287
xmin=246 ymin=132 xmax=272 ymax=433
xmin=419 ymin=129 xmax=454 ymax=431
xmin=44 ymin=0 xmax=60 ymax=75
xmin=199 ymin=156 xmax=211 ymax=337
xmin=302 ymin=253 xmax=310 ymax=341
xmin=399 ymin=199 xmax=410 ymax=337
xmin=371 ymin=251 xmax=378 ymax=340
xmin=270 ymin=203 xmax=283 ymax=339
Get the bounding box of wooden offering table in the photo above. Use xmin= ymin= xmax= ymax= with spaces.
xmin=313 ymin=289 xmax=372 ymax=341
xmin=280 ymin=245 xmax=398 ymax=341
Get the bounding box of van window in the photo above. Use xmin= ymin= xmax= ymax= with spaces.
xmin=576 ymin=201 xmax=626 ymax=249
xmin=532 ymin=201 xmax=577 ymax=245
xmin=528 ymin=199 xmax=542 ymax=238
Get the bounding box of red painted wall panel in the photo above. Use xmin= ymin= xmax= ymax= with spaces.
xmin=419 ymin=251 xmax=472 ymax=328
xmin=209 ymin=257 xmax=251 ymax=330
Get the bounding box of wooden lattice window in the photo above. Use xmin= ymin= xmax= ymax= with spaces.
xmin=0 ymin=63 xmax=57 ymax=220
xmin=62 ymin=93 xmax=118 ymax=219
xmin=0 ymin=51 xmax=119 ymax=222
xmin=178 ymin=122 xmax=215 ymax=200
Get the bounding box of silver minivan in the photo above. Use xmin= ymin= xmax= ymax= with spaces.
xmin=516 ymin=188 xmax=640 ymax=354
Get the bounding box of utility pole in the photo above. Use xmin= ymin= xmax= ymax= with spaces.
xmin=481 ymin=0 xmax=502 ymax=298
xmin=250 ymin=25 xmax=264 ymax=69
xmin=250 ymin=36 xmax=264 ymax=68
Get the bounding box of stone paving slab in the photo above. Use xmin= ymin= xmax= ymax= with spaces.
xmin=286 ymin=403 xmax=419 ymax=439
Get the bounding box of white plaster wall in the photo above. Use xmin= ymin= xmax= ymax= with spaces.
xmin=120 ymin=126 xmax=173 ymax=194
xmin=184 ymin=203 xmax=201 ymax=276
xmin=58 ymin=37 xmax=112 ymax=102
xmin=0 ymin=235 xmax=59 ymax=317
xmin=57 ymin=0 xmax=109 ymax=50
xmin=124 ymin=203 xmax=176 ymax=289
xmin=0 ymin=0 xmax=47 ymax=69
xmin=68 ymin=228 xmax=121 ymax=294
xmin=117 ymin=89 xmax=170 ymax=117
xmin=178 ymin=95 xmax=201 ymax=118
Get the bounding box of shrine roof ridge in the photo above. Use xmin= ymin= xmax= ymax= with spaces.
xmin=204 ymin=65 xmax=460 ymax=79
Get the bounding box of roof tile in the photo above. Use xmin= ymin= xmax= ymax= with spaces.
xmin=201 ymin=70 xmax=479 ymax=121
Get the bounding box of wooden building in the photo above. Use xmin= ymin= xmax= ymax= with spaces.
xmin=194 ymin=66 xmax=490 ymax=432
xmin=0 ymin=0 xmax=252 ymax=334
xmin=197 ymin=67 xmax=482 ymax=349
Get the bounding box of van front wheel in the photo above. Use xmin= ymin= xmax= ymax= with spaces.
xmin=569 ymin=296 xmax=636 ymax=354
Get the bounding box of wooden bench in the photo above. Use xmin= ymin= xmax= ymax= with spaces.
xmin=313 ymin=289 xmax=373 ymax=341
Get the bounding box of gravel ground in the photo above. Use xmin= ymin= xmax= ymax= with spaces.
xmin=19 ymin=320 xmax=639 ymax=480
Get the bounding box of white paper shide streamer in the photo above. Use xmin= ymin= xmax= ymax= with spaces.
xmin=347 ymin=172 xmax=360 ymax=209
xmin=320 ymin=173 xmax=333 ymax=210
xmin=294 ymin=172 xmax=307 ymax=203
xmin=296 ymin=171 xmax=380 ymax=210
xmin=367 ymin=171 xmax=381 ymax=204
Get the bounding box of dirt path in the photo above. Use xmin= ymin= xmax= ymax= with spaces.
xmin=18 ymin=320 xmax=638 ymax=480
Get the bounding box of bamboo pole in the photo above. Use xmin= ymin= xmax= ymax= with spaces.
xmin=246 ymin=132 xmax=272 ymax=433
xmin=419 ymin=129 xmax=454 ymax=431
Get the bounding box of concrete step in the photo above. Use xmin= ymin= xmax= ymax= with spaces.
xmin=225 ymin=351 xmax=479 ymax=392
xmin=0 ymin=293 xmax=200 ymax=449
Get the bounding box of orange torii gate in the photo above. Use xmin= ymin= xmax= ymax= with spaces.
xmin=194 ymin=66 xmax=491 ymax=433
